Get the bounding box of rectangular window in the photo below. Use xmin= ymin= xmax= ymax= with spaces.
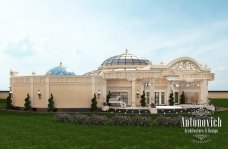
xmin=161 ymin=92 xmax=165 ymax=104
xmin=175 ymin=92 xmax=179 ymax=103
xmin=155 ymin=92 xmax=159 ymax=105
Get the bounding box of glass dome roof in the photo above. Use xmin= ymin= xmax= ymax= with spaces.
xmin=101 ymin=50 xmax=152 ymax=67
xmin=46 ymin=62 xmax=75 ymax=76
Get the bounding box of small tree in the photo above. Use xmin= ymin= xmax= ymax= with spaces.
xmin=24 ymin=93 xmax=32 ymax=111
xmin=6 ymin=93 xmax=13 ymax=109
xmin=48 ymin=94 xmax=55 ymax=112
xmin=91 ymin=94 xmax=97 ymax=111
xmin=140 ymin=91 xmax=146 ymax=107
xmin=106 ymin=91 xmax=111 ymax=106
xmin=169 ymin=91 xmax=174 ymax=106
xmin=180 ymin=91 xmax=186 ymax=104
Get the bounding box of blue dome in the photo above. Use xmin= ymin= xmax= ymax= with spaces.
xmin=46 ymin=62 xmax=75 ymax=76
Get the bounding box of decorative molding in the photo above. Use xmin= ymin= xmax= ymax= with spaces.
xmin=169 ymin=60 xmax=200 ymax=71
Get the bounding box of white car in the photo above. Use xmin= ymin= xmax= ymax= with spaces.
xmin=109 ymin=101 xmax=126 ymax=108
xmin=101 ymin=106 xmax=110 ymax=111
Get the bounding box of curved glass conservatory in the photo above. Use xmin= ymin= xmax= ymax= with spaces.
xmin=101 ymin=50 xmax=151 ymax=66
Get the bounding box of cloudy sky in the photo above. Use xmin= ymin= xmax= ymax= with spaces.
xmin=0 ymin=0 xmax=228 ymax=90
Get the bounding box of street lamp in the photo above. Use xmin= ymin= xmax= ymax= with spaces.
xmin=136 ymin=90 xmax=139 ymax=98
xmin=166 ymin=75 xmax=179 ymax=92
xmin=144 ymin=83 xmax=150 ymax=91
xmin=37 ymin=90 xmax=41 ymax=99
xmin=97 ymin=90 xmax=101 ymax=99
xmin=9 ymin=87 xmax=13 ymax=98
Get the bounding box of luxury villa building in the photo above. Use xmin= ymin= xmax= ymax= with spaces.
xmin=10 ymin=50 xmax=214 ymax=111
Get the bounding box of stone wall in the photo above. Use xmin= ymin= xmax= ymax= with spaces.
xmin=10 ymin=75 xmax=104 ymax=108
xmin=208 ymin=91 xmax=228 ymax=99
xmin=0 ymin=91 xmax=8 ymax=99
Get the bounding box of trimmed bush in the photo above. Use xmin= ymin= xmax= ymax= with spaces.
xmin=112 ymin=115 xmax=132 ymax=126
xmin=54 ymin=113 xmax=184 ymax=127
xmin=72 ymin=113 xmax=89 ymax=124
xmin=180 ymin=91 xmax=186 ymax=104
xmin=24 ymin=94 xmax=32 ymax=111
xmin=91 ymin=94 xmax=97 ymax=111
xmin=55 ymin=113 xmax=72 ymax=123
xmin=48 ymin=94 xmax=55 ymax=112
xmin=106 ymin=91 xmax=111 ymax=106
xmin=156 ymin=116 xmax=182 ymax=127
xmin=132 ymin=115 xmax=152 ymax=126
xmin=140 ymin=91 xmax=146 ymax=107
xmin=6 ymin=93 xmax=13 ymax=109
xmin=169 ymin=92 xmax=174 ymax=106
xmin=88 ymin=114 xmax=109 ymax=125
xmin=170 ymin=116 xmax=182 ymax=127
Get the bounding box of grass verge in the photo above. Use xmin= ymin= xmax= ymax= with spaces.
xmin=0 ymin=99 xmax=227 ymax=148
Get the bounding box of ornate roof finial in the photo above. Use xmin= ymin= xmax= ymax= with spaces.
xmin=125 ymin=48 xmax=128 ymax=54
xmin=122 ymin=49 xmax=129 ymax=55
xmin=59 ymin=61 xmax=63 ymax=67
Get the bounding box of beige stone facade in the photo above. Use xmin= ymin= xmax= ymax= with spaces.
xmin=10 ymin=50 xmax=214 ymax=110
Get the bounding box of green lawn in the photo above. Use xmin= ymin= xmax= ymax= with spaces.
xmin=211 ymin=98 xmax=228 ymax=108
xmin=0 ymin=99 xmax=227 ymax=149
xmin=0 ymin=99 xmax=6 ymax=109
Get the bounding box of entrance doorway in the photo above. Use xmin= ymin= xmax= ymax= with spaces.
xmin=174 ymin=92 xmax=179 ymax=104
xmin=110 ymin=92 xmax=128 ymax=105
xmin=155 ymin=92 xmax=165 ymax=105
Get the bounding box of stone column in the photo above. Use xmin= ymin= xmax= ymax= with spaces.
xmin=45 ymin=76 xmax=50 ymax=107
xmin=140 ymin=84 xmax=144 ymax=94
xmin=150 ymin=78 xmax=154 ymax=105
xmin=91 ymin=77 xmax=95 ymax=97
xmin=10 ymin=77 xmax=14 ymax=106
xmin=30 ymin=77 xmax=34 ymax=107
xmin=131 ymin=78 xmax=136 ymax=107
xmin=200 ymin=79 xmax=208 ymax=104
xmin=103 ymin=80 xmax=107 ymax=103
xmin=166 ymin=82 xmax=171 ymax=105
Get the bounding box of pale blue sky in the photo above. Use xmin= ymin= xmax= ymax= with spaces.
xmin=0 ymin=0 xmax=228 ymax=90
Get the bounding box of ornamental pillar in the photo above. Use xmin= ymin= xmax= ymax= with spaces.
xmin=131 ymin=78 xmax=136 ymax=107
xmin=200 ymin=79 xmax=208 ymax=104
xmin=149 ymin=78 xmax=154 ymax=105
xmin=45 ymin=76 xmax=50 ymax=107
xmin=30 ymin=77 xmax=34 ymax=107
xmin=91 ymin=77 xmax=95 ymax=97
xmin=103 ymin=80 xmax=107 ymax=103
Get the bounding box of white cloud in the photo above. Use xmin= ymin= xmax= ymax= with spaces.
xmin=4 ymin=35 xmax=34 ymax=58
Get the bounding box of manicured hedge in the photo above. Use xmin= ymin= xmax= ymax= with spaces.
xmin=54 ymin=113 xmax=182 ymax=127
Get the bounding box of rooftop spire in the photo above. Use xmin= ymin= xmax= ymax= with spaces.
xmin=59 ymin=61 xmax=63 ymax=67
xmin=122 ymin=48 xmax=128 ymax=55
